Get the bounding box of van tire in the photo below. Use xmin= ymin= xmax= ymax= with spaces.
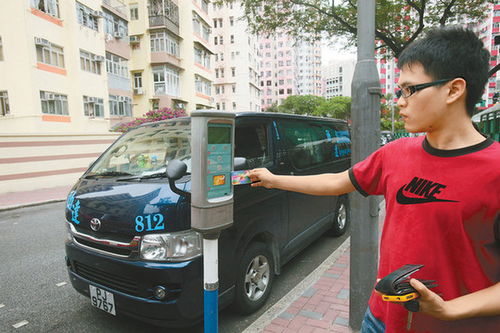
xmin=330 ymin=196 xmax=350 ymax=236
xmin=233 ymin=242 xmax=274 ymax=314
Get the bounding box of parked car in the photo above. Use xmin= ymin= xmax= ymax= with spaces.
xmin=64 ymin=112 xmax=351 ymax=327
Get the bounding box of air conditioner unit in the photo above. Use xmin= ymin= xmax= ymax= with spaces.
xmin=118 ymin=96 xmax=126 ymax=102
xmin=44 ymin=93 xmax=55 ymax=100
xmin=87 ymin=97 xmax=96 ymax=103
xmin=34 ymin=37 xmax=50 ymax=47
xmin=92 ymin=10 xmax=103 ymax=18
xmin=94 ymin=55 xmax=105 ymax=62
xmin=114 ymin=32 xmax=124 ymax=39
xmin=129 ymin=36 xmax=140 ymax=43
xmin=134 ymin=88 xmax=144 ymax=95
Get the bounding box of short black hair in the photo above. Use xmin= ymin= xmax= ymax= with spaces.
xmin=397 ymin=26 xmax=490 ymax=117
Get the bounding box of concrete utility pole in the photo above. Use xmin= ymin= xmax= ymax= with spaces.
xmin=349 ymin=0 xmax=381 ymax=330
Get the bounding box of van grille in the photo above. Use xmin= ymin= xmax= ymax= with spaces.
xmin=74 ymin=236 xmax=132 ymax=256
xmin=74 ymin=261 xmax=140 ymax=296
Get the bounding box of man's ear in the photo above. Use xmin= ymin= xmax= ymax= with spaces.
xmin=446 ymin=77 xmax=467 ymax=104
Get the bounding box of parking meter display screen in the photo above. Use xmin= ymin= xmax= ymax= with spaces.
xmin=208 ymin=126 xmax=231 ymax=144
xmin=207 ymin=123 xmax=232 ymax=200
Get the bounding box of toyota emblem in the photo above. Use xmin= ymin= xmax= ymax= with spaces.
xmin=90 ymin=218 xmax=102 ymax=231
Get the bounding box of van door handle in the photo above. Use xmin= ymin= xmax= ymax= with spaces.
xmin=290 ymin=171 xmax=294 ymax=175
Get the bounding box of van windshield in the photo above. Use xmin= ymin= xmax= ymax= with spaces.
xmin=87 ymin=119 xmax=191 ymax=178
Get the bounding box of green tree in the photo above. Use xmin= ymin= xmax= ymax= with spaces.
xmin=278 ymin=95 xmax=325 ymax=115
xmin=314 ymin=96 xmax=351 ymax=120
xmin=380 ymin=94 xmax=404 ymax=131
xmin=220 ymin=0 xmax=492 ymax=57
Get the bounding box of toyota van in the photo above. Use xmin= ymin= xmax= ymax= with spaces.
xmin=64 ymin=112 xmax=351 ymax=327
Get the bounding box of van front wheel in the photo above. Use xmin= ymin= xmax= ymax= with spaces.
xmin=330 ymin=196 xmax=350 ymax=236
xmin=234 ymin=242 xmax=274 ymax=314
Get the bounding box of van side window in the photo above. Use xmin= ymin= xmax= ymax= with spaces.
xmin=280 ymin=120 xmax=327 ymax=170
xmin=235 ymin=123 xmax=271 ymax=168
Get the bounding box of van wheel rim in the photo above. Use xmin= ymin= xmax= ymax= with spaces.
xmin=337 ymin=203 xmax=347 ymax=229
xmin=244 ymin=255 xmax=270 ymax=301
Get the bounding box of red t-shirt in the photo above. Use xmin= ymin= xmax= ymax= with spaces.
xmin=349 ymin=136 xmax=500 ymax=332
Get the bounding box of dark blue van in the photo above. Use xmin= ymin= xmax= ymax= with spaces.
xmin=64 ymin=112 xmax=351 ymax=327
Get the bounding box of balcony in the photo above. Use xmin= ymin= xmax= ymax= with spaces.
xmin=103 ymin=0 xmax=128 ymax=18
xmin=149 ymin=15 xmax=179 ymax=35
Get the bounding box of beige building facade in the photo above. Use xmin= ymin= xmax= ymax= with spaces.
xmin=128 ymin=0 xmax=214 ymax=114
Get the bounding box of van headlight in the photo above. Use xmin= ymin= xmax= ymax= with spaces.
xmin=140 ymin=230 xmax=202 ymax=261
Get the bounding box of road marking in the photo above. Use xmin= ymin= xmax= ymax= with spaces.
xmin=56 ymin=282 xmax=67 ymax=287
xmin=0 ymin=303 xmax=5 ymax=309
xmin=12 ymin=320 xmax=28 ymax=329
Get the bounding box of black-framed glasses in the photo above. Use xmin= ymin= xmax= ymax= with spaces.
xmin=395 ymin=78 xmax=455 ymax=99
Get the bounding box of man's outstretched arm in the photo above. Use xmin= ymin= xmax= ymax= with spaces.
xmin=248 ymin=168 xmax=356 ymax=196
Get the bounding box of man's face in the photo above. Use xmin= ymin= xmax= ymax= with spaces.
xmin=396 ymin=63 xmax=449 ymax=133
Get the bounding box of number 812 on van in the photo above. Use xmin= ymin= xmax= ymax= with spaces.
xmin=135 ymin=213 xmax=165 ymax=232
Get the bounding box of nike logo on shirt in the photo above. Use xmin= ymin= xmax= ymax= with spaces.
xmin=396 ymin=177 xmax=458 ymax=205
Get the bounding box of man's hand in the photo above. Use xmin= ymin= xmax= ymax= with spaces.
xmin=409 ymin=278 xmax=453 ymax=320
xmin=248 ymin=168 xmax=275 ymax=189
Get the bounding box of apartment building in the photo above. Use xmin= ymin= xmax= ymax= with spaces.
xmin=128 ymin=0 xmax=214 ymax=114
xmin=259 ymin=34 xmax=322 ymax=110
xmin=211 ymin=1 xmax=261 ymax=112
xmin=0 ymin=0 xmax=134 ymax=194
xmin=322 ymin=57 xmax=356 ymax=98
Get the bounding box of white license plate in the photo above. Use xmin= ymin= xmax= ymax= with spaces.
xmin=89 ymin=285 xmax=116 ymax=315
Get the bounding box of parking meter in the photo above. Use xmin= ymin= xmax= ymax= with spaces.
xmin=191 ymin=111 xmax=235 ymax=235
xmin=190 ymin=110 xmax=235 ymax=333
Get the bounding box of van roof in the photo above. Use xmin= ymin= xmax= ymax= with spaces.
xmin=235 ymin=112 xmax=347 ymax=123
xmin=133 ymin=112 xmax=347 ymax=130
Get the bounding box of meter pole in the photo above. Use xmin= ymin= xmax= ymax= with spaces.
xmin=203 ymin=233 xmax=219 ymax=333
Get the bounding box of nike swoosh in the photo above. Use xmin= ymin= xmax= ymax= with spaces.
xmin=396 ymin=187 xmax=459 ymax=205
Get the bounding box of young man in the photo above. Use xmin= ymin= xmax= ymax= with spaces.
xmin=248 ymin=27 xmax=500 ymax=332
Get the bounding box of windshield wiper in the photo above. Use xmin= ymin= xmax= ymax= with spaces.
xmin=84 ymin=171 xmax=133 ymax=179
xmin=116 ymin=172 xmax=168 ymax=181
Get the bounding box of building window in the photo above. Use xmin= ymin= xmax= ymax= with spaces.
xmin=229 ymin=16 xmax=234 ymax=26
xmin=150 ymin=30 xmax=179 ymax=56
xmin=103 ymin=10 xmax=128 ymax=37
xmin=80 ymin=50 xmax=102 ymax=74
xmin=31 ymin=0 xmax=60 ymax=18
xmin=133 ymin=72 xmax=143 ymax=89
xmin=153 ymin=65 xmax=180 ymax=96
xmin=232 ymin=84 xmax=236 ymax=93
xmin=0 ymin=36 xmax=3 ymax=61
xmin=193 ymin=13 xmax=210 ymax=41
xmin=230 ymin=35 xmax=234 ymax=44
xmin=194 ymin=46 xmax=210 ymax=68
xmin=83 ymin=96 xmax=104 ymax=117
xmin=76 ymin=2 xmax=99 ymax=31
xmin=232 ymin=102 xmax=236 ymax=110
xmin=35 ymin=38 xmax=65 ymax=68
xmin=231 ymin=67 xmax=235 ymax=77
xmin=105 ymin=52 xmax=129 ymax=78
xmin=109 ymin=95 xmax=132 ymax=116
xmin=195 ymin=75 xmax=211 ymax=96
xmin=130 ymin=4 xmax=139 ymax=20
xmin=40 ymin=91 xmax=68 ymax=115
xmin=0 ymin=91 xmax=9 ymax=116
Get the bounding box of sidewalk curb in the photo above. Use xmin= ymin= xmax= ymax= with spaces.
xmin=242 ymin=237 xmax=351 ymax=333
xmin=0 ymin=199 xmax=66 ymax=212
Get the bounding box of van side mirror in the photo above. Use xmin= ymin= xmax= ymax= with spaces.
xmin=234 ymin=157 xmax=248 ymax=171
xmin=166 ymin=159 xmax=187 ymax=181
xmin=166 ymin=159 xmax=190 ymax=199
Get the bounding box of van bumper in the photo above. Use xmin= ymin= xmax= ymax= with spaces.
xmin=65 ymin=240 xmax=204 ymax=327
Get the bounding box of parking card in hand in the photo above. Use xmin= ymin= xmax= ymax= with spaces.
xmin=231 ymin=170 xmax=252 ymax=185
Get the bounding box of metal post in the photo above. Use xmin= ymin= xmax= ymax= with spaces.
xmin=391 ymin=100 xmax=395 ymax=134
xmin=203 ymin=236 xmax=219 ymax=333
xmin=349 ymin=0 xmax=381 ymax=330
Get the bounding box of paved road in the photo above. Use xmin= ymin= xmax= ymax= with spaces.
xmin=0 ymin=202 xmax=349 ymax=333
